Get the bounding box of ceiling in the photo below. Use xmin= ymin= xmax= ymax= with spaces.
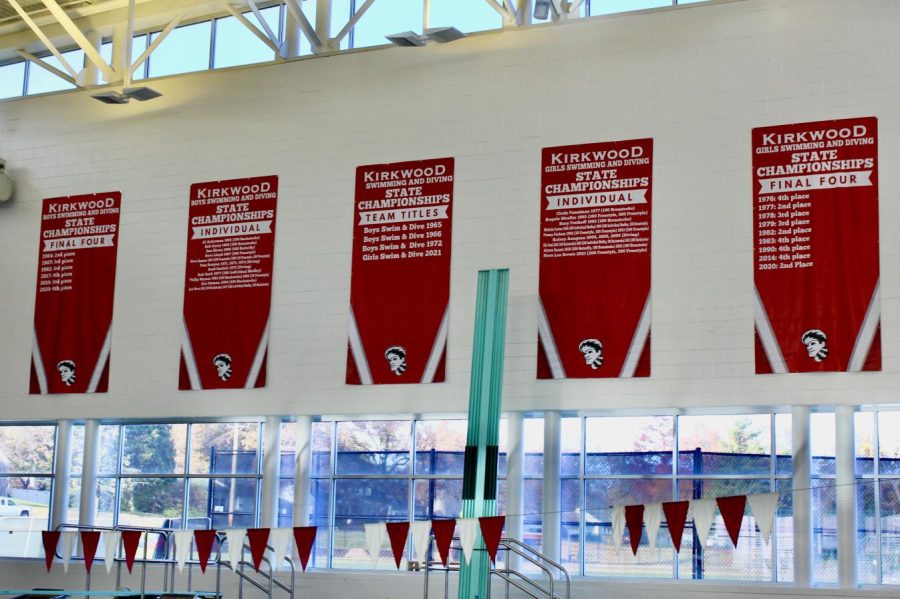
xmin=0 ymin=0 xmax=107 ymax=26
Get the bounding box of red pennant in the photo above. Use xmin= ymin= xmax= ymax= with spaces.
xmin=194 ymin=530 xmax=217 ymax=574
xmin=662 ymin=501 xmax=690 ymax=552
xmin=293 ymin=527 xmax=317 ymax=572
xmin=385 ymin=522 xmax=410 ymax=569
xmin=716 ymin=495 xmax=747 ymax=547
xmin=246 ymin=528 xmax=270 ymax=572
xmin=478 ymin=516 xmax=505 ymax=564
xmin=121 ymin=530 xmax=143 ymax=573
xmin=42 ymin=531 xmax=60 ymax=572
xmin=80 ymin=531 xmax=101 ymax=573
xmin=624 ymin=505 xmax=644 ymax=556
xmin=431 ymin=519 xmax=456 ymax=566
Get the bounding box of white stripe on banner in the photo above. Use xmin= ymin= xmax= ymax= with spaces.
xmin=754 ymin=288 xmax=787 ymax=374
xmin=245 ymin=318 xmax=270 ymax=388
xmin=620 ymin=292 xmax=651 ymax=378
xmin=758 ymin=170 xmax=872 ymax=194
xmin=348 ymin=307 xmax=373 ymax=385
xmin=86 ymin=325 xmax=112 ymax=393
xmin=32 ymin=328 xmax=48 ymax=395
xmin=421 ymin=306 xmax=449 ymax=383
xmin=181 ymin=317 xmax=203 ymax=390
xmin=537 ymin=298 xmax=566 ymax=379
xmin=848 ymin=279 xmax=880 ymax=372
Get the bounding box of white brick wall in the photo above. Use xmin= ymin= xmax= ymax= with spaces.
xmin=0 ymin=0 xmax=898 ymax=422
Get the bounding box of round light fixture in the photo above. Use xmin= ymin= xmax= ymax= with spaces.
xmin=0 ymin=159 xmax=12 ymax=203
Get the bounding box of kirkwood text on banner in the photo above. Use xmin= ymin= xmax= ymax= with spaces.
xmin=347 ymin=158 xmax=454 ymax=385
xmin=537 ymin=140 xmax=652 ymax=379
xmin=31 ymin=192 xmax=121 ymax=395
xmin=753 ymin=118 xmax=880 ymax=373
xmin=180 ymin=175 xmax=278 ymax=390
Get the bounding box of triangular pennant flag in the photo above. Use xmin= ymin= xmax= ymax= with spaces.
xmin=747 ymin=492 xmax=779 ymax=545
xmin=173 ymin=530 xmax=193 ymax=572
xmin=624 ymin=505 xmax=644 ymax=556
xmin=385 ymin=522 xmax=410 ymax=569
xmin=644 ymin=503 xmax=662 ymax=549
xmin=247 ymin=528 xmax=270 ymax=572
xmin=662 ymin=501 xmax=690 ymax=552
xmin=226 ymin=529 xmax=247 ymax=573
xmin=292 ymin=526 xmax=317 ymax=572
xmin=42 ymin=531 xmax=60 ymax=572
xmin=610 ymin=506 xmax=625 ymax=551
xmin=431 ymin=519 xmax=456 ymax=567
xmin=121 ymin=530 xmax=143 ymax=573
xmin=479 ymin=516 xmax=505 ymax=564
xmin=80 ymin=531 xmax=101 ymax=574
xmin=364 ymin=523 xmax=387 ymax=567
xmin=194 ymin=530 xmax=217 ymax=574
xmin=60 ymin=531 xmax=76 ymax=573
xmin=457 ymin=518 xmax=478 ymax=566
xmin=691 ymin=499 xmax=716 ymax=546
xmin=410 ymin=521 xmax=432 ymax=563
xmin=716 ymin=495 xmax=747 ymax=547
xmin=269 ymin=528 xmax=292 ymax=571
xmin=103 ymin=531 xmax=121 ymax=574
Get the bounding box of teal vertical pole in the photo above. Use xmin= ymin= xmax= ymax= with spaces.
xmin=458 ymin=269 xmax=509 ymax=599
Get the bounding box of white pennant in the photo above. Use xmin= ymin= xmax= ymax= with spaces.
xmin=364 ymin=522 xmax=387 ymax=567
xmin=410 ymin=521 xmax=432 ymax=562
xmin=610 ymin=506 xmax=625 ymax=551
xmin=269 ymin=528 xmax=292 ymax=571
xmin=60 ymin=531 xmax=76 ymax=573
xmin=691 ymin=499 xmax=717 ymax=546
xmin=747 ymin=492 xmax=779 ymax=545
xmin=644 ymin=503 xmax=662 ymax=549
xmin=226 ymin=529 xmax=247 ymax=573
xmin=173 ymin=530 xmax=193 ymax=572
xmin=103 ymin=531 xmax=121 ymax=574
xmin=457 ymin=518 xmax=479 ymax=566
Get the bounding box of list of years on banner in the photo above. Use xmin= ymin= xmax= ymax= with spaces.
xmin=187 ymin=190 xmax=275 ymax=293
xmin=38 ymin=200 xmax=119 ymax=294
xmin=755 ymin=132 xmax=876 ymax=273
xmin=358 ymin=171 xmax=452 ymax=263
xmin=541 ymin=152 xmax=651 ymax=259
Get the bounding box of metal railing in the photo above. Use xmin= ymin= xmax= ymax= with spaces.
xmin=47 ymin=523 xmax=294 ymax=599
xmin=423 ymin=536 xmax=570 ymax=599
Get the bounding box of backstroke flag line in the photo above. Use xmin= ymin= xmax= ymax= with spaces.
xmin=754 ymin=117 xmax=880 ymax=373
xmin=538 ymin=140 xmax=652 ymax=379
xmin=180 ymin=176 xmax=278 ymax=390
xmin=347 ymin=158 xmax=454 ymax=385
xmin=31 ymin=192 xmax=121 ymax=395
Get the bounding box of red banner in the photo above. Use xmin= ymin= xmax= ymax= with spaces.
xmin=347 ymin=158 xmax=453 ymax=385
xmin=538 ymin=140 xmax=652 ymax=379
xmin=30 ymin=192 xmax=121 ymax=394
xmin=754 ymin=118 xmax=880 ymax=373
xmin=179 ymin=176 xmax=278 ymax=389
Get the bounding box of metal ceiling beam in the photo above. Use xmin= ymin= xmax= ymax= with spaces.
xmin=332 ymin=0 xmax=377 ymax=46
xmin=225 ymin=5 xmax=281 ymax=56
xmin=284 ymin=0 xmax=322 ymax=53
xmin=6 ymin=0 xmax=79 ymax=78
xmin=16 ymin=48 xmax=77 ymax=84
xmin=129 ymin=12 xmax=184 ymax=76
xmin=245 ymin=0 xmax=282 ymax=54
xmin=40 ymin=0 xmax=117 ymax=81
xmin=483 ymin=0 xmax=513 ymax=20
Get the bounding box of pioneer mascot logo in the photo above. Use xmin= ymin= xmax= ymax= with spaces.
xmin=57 ymin=360 xmax=76 ymax=386
xmin=213 ymin=353 xmax=233 ymax=381
xmin=384 ymin=346 xmax=407 ymax=376
xmin=578 ymin=339 xmax=604 ymax=369
xmin=801 ymin=329 xmax=828 ymax=362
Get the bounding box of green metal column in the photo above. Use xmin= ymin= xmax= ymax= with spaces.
xmin=459 ymin=269 xmax=509 ymax=599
